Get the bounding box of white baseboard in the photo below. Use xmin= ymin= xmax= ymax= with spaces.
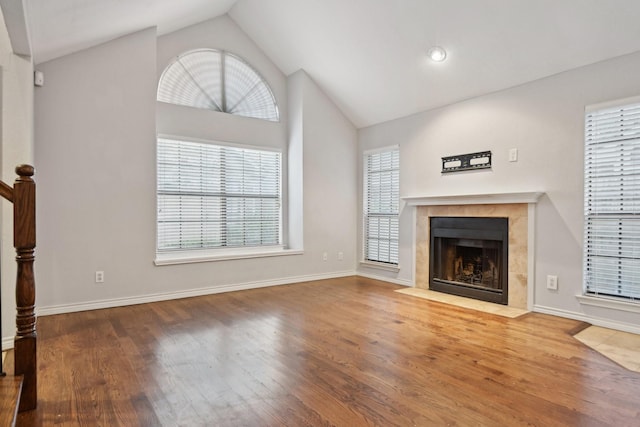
xmin=37 ymin=270 xmax=357 ymax=317
xmin=357 ymin=271 xmax=414 ymax=287
xmin=533 ymin=304 xmax=640 ymax=335
xmin=2 ymin=336 xmax=13 ymax=351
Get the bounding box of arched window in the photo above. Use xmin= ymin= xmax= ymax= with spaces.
xmin=158 ymin=49 xmax=279 ymax=122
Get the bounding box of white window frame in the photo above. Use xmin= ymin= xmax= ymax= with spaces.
xmin=155 ymin=135 xmax=302 ymax=265
xmin=583 ymin=96 xmax=640 ymax=303
xmin=362 ymin=145 xmax=400 ymax=268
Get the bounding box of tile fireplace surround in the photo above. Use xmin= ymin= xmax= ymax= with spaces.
xmin=404 ymin=192 xmax=544 ymax=310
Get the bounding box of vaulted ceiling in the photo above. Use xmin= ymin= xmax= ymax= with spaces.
xmin=20 ymin=0 xmax=640 ymax=128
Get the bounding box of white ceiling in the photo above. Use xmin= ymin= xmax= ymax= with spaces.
xmin=23 ymin=0 xmax=640 ymax=128
xmin=24 ymin=0 xmax=237 ymax=63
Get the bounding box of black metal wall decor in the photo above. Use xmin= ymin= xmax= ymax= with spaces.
xmin=441 ymin=150 xmax=492 ymax=173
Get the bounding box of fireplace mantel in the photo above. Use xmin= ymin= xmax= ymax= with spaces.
xmin=403 ymin=191 xmax=544 ymax=207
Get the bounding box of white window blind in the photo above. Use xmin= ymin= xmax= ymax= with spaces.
xmin=364 ymin=148 xmax=399 ymax=265
xmin=584 ymin=100 xmax=640 ymax=301
xmin=157 ymin=49 xmax=279 ymax=122
xmin=157 ymin=138 xmax=281 ymax=252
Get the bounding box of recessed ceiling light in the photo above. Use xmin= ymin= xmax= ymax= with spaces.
xmin=427 ymin=46 xmax=447 ymax=62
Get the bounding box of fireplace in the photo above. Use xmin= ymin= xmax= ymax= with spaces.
xmin=410 ymin=195 xmax=542 ymax=309
xmin=430 ymin=217 xmax=509 ymax=304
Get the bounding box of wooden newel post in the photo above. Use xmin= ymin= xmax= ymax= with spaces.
xmin=13 ymin=164 xmax=36 ymax=411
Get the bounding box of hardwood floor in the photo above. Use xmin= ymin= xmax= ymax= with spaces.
xmin=13 ymin=276 xmax=640 ymax=426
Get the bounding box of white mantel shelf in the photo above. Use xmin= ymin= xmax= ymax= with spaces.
xmin=402 ymin=191 xmax=544 ymax=206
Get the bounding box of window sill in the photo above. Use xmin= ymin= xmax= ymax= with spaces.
xmin=576 ymin=294 xmax=640 ymax=314
xmin=155 ymin=247 xmax=304 ymax=266
xmin=359 ymin=260 xmax=400 ymax=273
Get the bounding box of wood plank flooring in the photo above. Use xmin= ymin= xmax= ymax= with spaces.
xmin=0 ymin=374 xmax=22 ymax=426
xmin=13 ymin=276 xmax=640 ymax=426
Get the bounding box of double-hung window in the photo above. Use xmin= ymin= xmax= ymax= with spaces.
xmin=364 ymin=146 xmax=400 ymax=265
xmin=157 ymin=137 xmax=282 ymax=255
xmin=584 ymin=99 xmax=640 ymax=301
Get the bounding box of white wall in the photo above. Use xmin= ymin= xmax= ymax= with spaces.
xmin=289 ymin=70 xmax=358 ymax=270
xmin=358 ymin=51 xmax=640 ymax=332
xmin=0 ymin=6 xmax=33 ymax=349
xmin=33 ymin=16 xmax=358 ymax=316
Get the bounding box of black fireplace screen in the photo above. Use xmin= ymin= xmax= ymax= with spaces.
xmin=430 ymin=217 xmax=508 ymax=304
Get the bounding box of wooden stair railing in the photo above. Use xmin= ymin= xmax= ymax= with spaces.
xmin=0 ymin=165 xmax=36 ymax=412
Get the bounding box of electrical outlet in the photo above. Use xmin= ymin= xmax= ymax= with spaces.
xmin=338 ymin=251 xmax=344 ymax=261
xmin=95 ymin=271 xmax=104 ymax=283
xmin=546 ymin=275 xmax=558 ymax=290
xmin=509 ymin=148 xmax=518 ymax=162
xmin=322 ymin=252 xmax=328 ymax=261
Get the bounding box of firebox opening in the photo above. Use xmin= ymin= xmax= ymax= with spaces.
xmin=430 ymin=217 xmax=509 ymax=305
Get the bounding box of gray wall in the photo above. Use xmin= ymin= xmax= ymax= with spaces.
xmin=0 ymin=6 xmax=33 ymax=350
xmin=358 ymin=51 xmax=640 ymax=332
xmin=32 ymin=16 xmax=357 ymax=317
xmin=34 ymin=27 xmax=158 ymax=310
xmin=290 ymin=70 xmax=358 ymax=269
